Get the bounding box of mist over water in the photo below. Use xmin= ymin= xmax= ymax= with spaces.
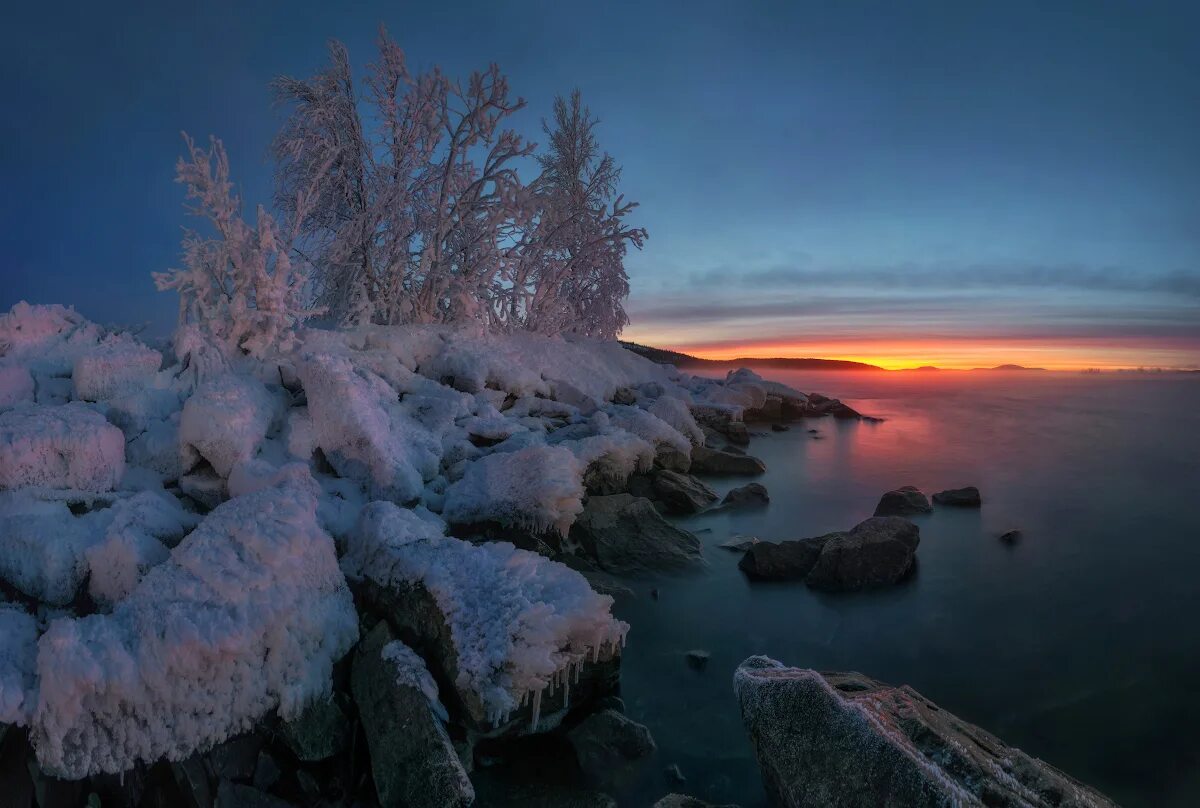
xmin=615 ymin=370 xmax=1200 ymax=807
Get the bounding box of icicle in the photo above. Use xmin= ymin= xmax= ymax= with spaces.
xmin=531 ymin=688 xmax=543 ymax=732
xmin=575 ymin=660 xmax=582 ymax=684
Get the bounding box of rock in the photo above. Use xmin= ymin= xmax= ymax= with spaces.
xmin=567 ymin=709 xmax=656 ymax=791
xmin=179 ymin=466 xmax=226 ymax=510
xmin=750 ymin=396 xmax=783 ymax=421
xmin=684 ymin=650 xmax=710 ymax=671
xmin=999 ymin=528 xmax=1022 ymax=544
xmin=171 ymin=755 xmax=213 ymax=808
xmin=722 ymin=421 xmax=750 ymax=446
xmin=690 ymin=447 xmax=765 ymax=476
xmin=872 ymin=486 xmax=931 ymax=517
xmin=594 ymin=695 xmax=626 ymax=713
xmin=932 ymin=486 xmax=982 ymax=507
xmin=570 ymin=494 xmax=704 ymax=576
xmin=206 ymin=733 xmax=262 ymax=783
xmin=806 ymin=429 xmax=818 ymax=434
xmin=652 ymin=470 xmax=718 ymax=514
xmin=352 ymin=623 xmax=475 ymax=808
xmin=277 ymin=696 xmax=350 ymax=762
xmin=215 ymin=780 xmax=293 ymax=808
xmin=804 ymin=517 xmax=919 ymax=591
xmin=733 ymin=656 xmax=1116 ymax=808
xmin=654 ymin=795 xmax=741 ymax=808
xmin=738 ymin=536 xmax=830 ymax=581
xmin=0 ymin=403 xmax=125 ymax=491
xmin=612 ymin=387 xmax=638 ymax=406
xmin=770 ymin=423 xmax=789 ymax=432
xmin=828 ymin=401 xmax=862 ymax=419
xmin=654 ymin=447 xmax=692 ymax=473
xmin=718 ymin=535 xmax=759 ymax=552
xmin=665 ymin=763 xmax=686 ymax=783
xmin=251 ymin=751 xmax=281 ymax=792
xmin=720 ymin=483 xmax=769 ymax=509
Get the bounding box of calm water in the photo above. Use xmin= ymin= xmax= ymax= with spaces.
xmin=615 ymin=370 xmax=1200 ymax=807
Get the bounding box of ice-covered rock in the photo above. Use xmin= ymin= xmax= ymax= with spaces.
xmin=342 ymin=502 xmax=627 ymax=735
xmin=562 ymin=431 xmax=654 ymax=496
xmin=733 ymin=656 xmax=1116 ymax=808
xmin=31 ymin=474 xmax=358 ymax=778
xmin=0 ymin=302 xmax=104 ymax=378
xmin=0 ymin=492 xmax=106 ymax=604
xmin=0 ymin=604 xmax=40 ymax=726
xmin=179 ymin=373 xmax=277 ymax=478
xmin=84 ymin=491 xmax=197 ymax=607
xmin=0 ymin=364 xmax=35 ymax=409
xmin=0 ymin=403 xmax=125 ymax=491
xmin=72 ymin=336 xmax=162 ymax=401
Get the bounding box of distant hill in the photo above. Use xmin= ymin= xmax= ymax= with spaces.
xmin=619 ymin=342 xmax=885 ymax=371
xmin=978 ymin=364 xmax=1047 ymax=371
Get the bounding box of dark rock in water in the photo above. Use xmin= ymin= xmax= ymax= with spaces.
xmin=719 ymin=534 xmax=759 ymax=552
xmin=1000 ymin=528 xmax=1023 ymax=544
xmin=207 ymin=732 xmax=262 ymax=783
xmin=721 ymin=483 xmax=769 ymax=509
xmin=770 ymin=423 xmax=790 ymax=432
xmin=626 ymin=472 xmax=655 ymax=500
xmin=807 ymin=429 xmax=818 ymax=434
xmin=665 ymin=763 xmax=687 ymax=783
xmin=652 ymin=470 xmax=719 ymax=514
xmin=594 ymin=695 xmax=626 ymax=713
xmin=738 ymin=536 xmax=830 ymax=581
xmin=722 ymin=421 xmax=750 ymax=446
xmin=654 ymin=795 xmax=742 ymax=808
xmin=351 ymin=623 xmax=474 ymax=808
xmin=215 ymin=780 xmax=293 ymax=808
xmin=721 ymin=445 xmax=747 ymax=455
xmin=685 ymin=650 xmax=710 ymax=670
xmin=804 ymin=517 xmax=919 ymax=591
xmin=932 ymin=486 xmax=982 ymax=507
xmin=570 ymin=494 xmax=704 ymax=576
xmin=654 ymin=447 xmax=692 ymax=474
xmin=873 ymin=486 xmax=932 ymax=516
xmin=733 ymin=656 xmax=1116 ymax=808
xmin=567 ymin=709 xmax=656 ymax=791
xmin=690 ymin=447 xmax=766 ymax=476
xmin=650 ymin=588 xmax=659 ymax=600
xmin=828 ymin=401 xmax=862 ymax=419
xmin=277 ymin=696 xmax=350 ymax=763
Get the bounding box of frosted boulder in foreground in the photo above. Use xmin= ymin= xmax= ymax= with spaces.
xmin=0 ymin=604 xmax=39 ymax=726
xmin=343 ymin=502 xmax=627 ymax=737
xmin=72 ymin=336 xmax=162 ymax=401
xmin=0 ymin=403 xmax=125 ymax=491
xmin=179 ymin=372 xmax=277 ymax=478
xmin=733 ymin=656 xmax=1116 ymax=808
xmin=31 ymin=473 xmax=358 ymax=778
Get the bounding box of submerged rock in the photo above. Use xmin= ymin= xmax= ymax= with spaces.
xmin=733 ymin=656 xmax=1116 ymax=808
xmin=690 ymin=447 xmax=765 ymax=476
xmin=652 ymin=470 xmax=718 ymax=514
xmin=738 ymin=536 xmax=830 ymax=581
xmin=873 ymin=486 xmax=932 ymax=517
xmin=804 ymin=517 xmax=919 ymax=591
xmin=1000 ymin=528 xmax=1023 ymax=544
xmin=570 ymin=494 xmax=704 ymax=576
xmin=932 ymin=486 xmax=982 ymax=507
xmin=684 ymin=650 xmax=710 ymax=671
xmin=718 ymin=535 xmax=759 ymax=552
xmin=567 ymin=709 xmax=656 ymax=791
xmin=721 ymin=483 xmax=769 ymax=509
xmin=770 ymin=423 xmax=789 ymax=432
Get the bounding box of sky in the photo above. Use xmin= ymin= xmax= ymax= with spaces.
xmin=3 ymin=1 xmax=1198 ymax=370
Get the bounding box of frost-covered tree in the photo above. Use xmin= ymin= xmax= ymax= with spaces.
xmin=154 ymin=135 xmax=318 ymax=360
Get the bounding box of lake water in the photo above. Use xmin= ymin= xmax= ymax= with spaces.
xmin=615 ymin=369 xmax=1200 ymax=807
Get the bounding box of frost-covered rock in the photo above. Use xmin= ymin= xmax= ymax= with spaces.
xmin=343 ymin=502 xmax=627 ymax=735
xmin=442 ymin=444 xmax=585 ymax=538
xmin=0 ymin=604 xmax=40 ymax=726
xmin=0 ymin=302 xmax=104 ymax=378
xmin=352 ymin=622 xmax=474 ymax=808
xmin=0 ymin=493 xmax=101 ymax=604
xmin=84 ymin=491 xmax=197 ymax=607
xmin=0 ymin=364 xmax=35 ymax=409
xmin=72 ymin=336 xmax=162 ymax=401
xmin=733 ymin=656 xmax=1116 ymax=808
xmin=0 ymin=403 xmax=125 ymax=491
xmin=31 ymin=475 xmax=358 ymax=778
xmin=180 ymin=373 xmax=277 ymax=478
xmin=562 ymin=431 xmax=654 ymax=496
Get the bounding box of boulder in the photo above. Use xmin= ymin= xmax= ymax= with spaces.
xmin=570 ymin=494 xmax=704 ymax=576
xmin=684 ymin=650 xmax=710 ymax=671
xmin=733 ymin=656 xmax=1116 ymax=808
xmin=0 ymin=403 xmax=125 ymax=491
xmin=932 ymin=486 xmax=982 ymax=507
xmin=654 ymin=447 xmax=692 ymax=473
xmin=722 ymin=421 xmax=750 ymax=446
xmin=804 ymin=517 xmax=918 ymax=591
xmin=277 ymin=696 xmax=350 ymax=762
xmin=738 ymin=536 xmax=830 ymax=581
xmin=721 ymin=483 xmax=769 ymax=509
xmin=770 ymin=423 xmax=789 ymax=432
xmin=652 ymin=470 xmax=718 ymax=514
xmin=352 ymin=623 xmax=475 ymax=808
xmin=690 ymin=447 xmax=765 ymax=476
xmin=873 ymin=486 xmax=931 ymax=517
xmin=654 ymin=795 xmax=741 ymax=808
xmin=567 ymin=708 xmax=656 ymax=791
xmin=215 ymin=780 xmax=293 ymax=808
xmin=999 ymin=528 xmax=1022 ymax=544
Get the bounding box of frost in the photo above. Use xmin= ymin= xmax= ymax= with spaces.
xmin=31 ymin=475 xmax=358 ymax=778
xmin=0 ymin=364 xmax=35 ymax=409
xmin=605 ymin=404 xmax=692 ymax=457
xmin=381 ymin=639 xmax=448 ymax=722
xmin=72 ymin=336 xmax=162 ymax=401
xmin=0 ymin=493 xmax=101 ymax=605
xmin=442 ymin=444 xmax=584 ymax=536
xmin=342 ymin=502 xmax=628 ymax=729
xmin=85 ymin=491 xmax=198 ymax=607
xmin=179 ymin=373 xmax=277 ymax=477
xmin=0 ymin=302 xmax=104 ymax=378
xmin=646 ymin=395 xmax=705 ymax=447
xmin=0 ymin=604 xmax=39 ymax=726
xmin=0 ymin=404 xmax=125 ymax=491
xmin=560 ymin=431 xmax=654 ymax=494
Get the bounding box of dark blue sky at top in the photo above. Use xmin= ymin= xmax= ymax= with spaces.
xmin=3 ymin=1 xmax=1198 ymax=366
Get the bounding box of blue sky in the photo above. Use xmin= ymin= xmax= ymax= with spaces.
xmin=3 ymin=1 xmax=1198 ymax=367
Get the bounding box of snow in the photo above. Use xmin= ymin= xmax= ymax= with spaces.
xmin=342 ymin=502 xmax=628 ymax=728
xmin=0 ymin=364 xmax=35 ymax=409
xmin=31 ymin=474 xmax=358 ymax=778
xmin=604 ymin=404 xmax=693 ymax=457
xmin=85 ymin=491 xmax=198 ymax=607
xmin=0 ymin=493 xmax=101 ymax=605
xmin=0 ymin=302 xmax=104 ymax=378
xmin=179 ymin=373 xmax=277 ymax=478
xmin=0 ymin=604 xmax=40 ymax=726
xmin=72 ymin=336 xmax=162 ymax=401
xmin=442 ymin=444 xmax=584 ymax=536
xmin=646 ymin=395 xmax=705 ymax=447
xmin=0 ymin=404 xmax=125 ymax=492
xmin=380 ymin=639 xmax=449 ymax=722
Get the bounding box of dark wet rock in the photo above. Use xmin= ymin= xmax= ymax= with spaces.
xmin=804 ymin=517 xmax=919 ymax=591
xmin=685 ymin=650 xmax=710 ymax=671
xmin=721 ymin=445 xmax=746 ymax=455
xmin=277 ymin=696 xmax=350 ymax=762
xmin=612 ymin=387 xmax=638 ymax=406
xmin=750 ymin=395 xmax=783 ymax=421
xmin=828 ymin=401 xmax=863 ymax=419
xmin=251 ymin=751 xmax=281 ymax=792
xmin=932 ymin=486 xmax=982 ymax=507
xmin=722 ymin=421 xmax=750 ymax=445
xmin=171 ymin=755 xmax=213 ymax=808
xmin=665 ymin=763 xmax=687 ymax=783
xmin=626 ymin=471 xmax=654 ymax=500
xmin=690 ymin=446 xmax=765 ymax=476
xmin=654 ymin=447 xmax=692 ymax=474
xmin=1000 ymin=528 xmax=1023 ymax=544
xmin=738 ymin=536 xmax=830 ymax=581
xmin=807 ymin=429 xmax=818 ymax=434
xmin=594 ymin=695 xmax=626 ymax=713
xmin=719 ymin=534 xmax=759 ymax=552
xmin=873 ymin=486 xmax=932 ymax=517
xmin=567 ymin=709 xmax=656 ymax=791
xmin=770 ymin=423 xmax=790 ymax=432
xmin=653 ymin=470 xmax=718 ymax=514
xmin=654 ymin=795 xmax=741 ymax=808
xmin=207 ymin=733 xmax=262 ymax=783
xmin=733 ymin=656 xmax=1116 ymax=808
xmin=351 ymin=622 xmax=474 ymax=808
xmin=721 ymin=483 xmax=769 ymax=509
xmin=570 ymin=494 xmax=704 ymax=575
xmin=215 ymin=780 xmax=293 ymax=808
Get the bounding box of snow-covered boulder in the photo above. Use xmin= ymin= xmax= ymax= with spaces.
xmin=0 ymin=364 xmax=35 ymax=409
xmin=84 ymin=491 xmax=197 ymax=607
xmin=0 ymin=493 xmax=105 ymax=604
xmin=442 ymin=444 xmax=585 ymax=538
xmin=342 ymin=502 xmax=627 ymax=736
xmin=72 ymin=336 xmax=162 ymax=401
xmin=0 ymin=403 xmax=125 ymax=491
xmin=0 ymin=604 xmax=40 ymax=726
xmin=31 ymin=474 xmax=358 ymax=778
xmin=561 ymin=431 xmax=654 ymax=496
xmin=0 ymin=302 xmax=104 ymax=378
xmin=179 ymin=372 xmax=277 ymax=477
